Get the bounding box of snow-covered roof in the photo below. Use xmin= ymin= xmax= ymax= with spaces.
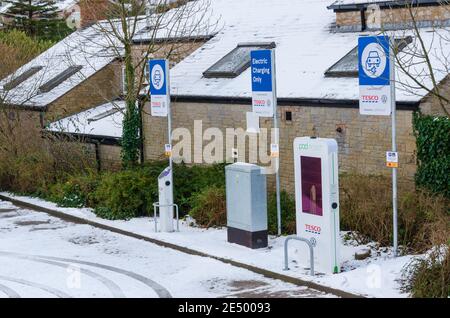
xmin=132 ymin=0 xmax=217 ymax=43
xmin=0 ymin=3 xmax=12 ymax=14
xmin=0 ymin=22 xmax=125 ymax=108
xmin=0 ymin=0 xmax=216 ymax=109
xmin=47 ymin=100 xmax=124 ymax=139
xmin=166 ymin=0 xmax=449 ymax=103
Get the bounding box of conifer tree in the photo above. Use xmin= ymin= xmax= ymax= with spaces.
xmin=4 ymin=0 xmax=71 ymax=41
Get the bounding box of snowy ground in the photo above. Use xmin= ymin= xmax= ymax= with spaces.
xmin=0 ymin=199 xmax=334 ymax=298
xmin=0 ymin=193 xmax=416 ymax=298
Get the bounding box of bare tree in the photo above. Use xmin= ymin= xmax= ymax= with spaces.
xmin=379 ymin=1 xmax=450 ymax=117
xmin=74 ymin=0 xmax=217 ymax=167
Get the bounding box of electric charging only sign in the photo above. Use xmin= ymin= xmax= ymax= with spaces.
xmin=251 ymin=49 xmax=275 ymax=117
xmin=358 ymin=36 xmax=391 ymax=116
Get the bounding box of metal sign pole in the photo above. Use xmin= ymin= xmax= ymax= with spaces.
xmin=358 ymin=36 xmax=398 ymax=256
xmin=389 ymin=42 xmax=398 ymax=257
xmin=272 ymin=49 xmax=281 ymax=236
xmin=167 ymin=60 xmax=173 ymax=171
xmin=250 ymin=48 xmax=281 ymax=236
xmin=166 ymin=60 xmax=174 ymax=219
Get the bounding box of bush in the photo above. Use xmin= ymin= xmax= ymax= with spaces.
xmin=89 ymin=161 xmax=227 ymax=220
xmin=189 ymin=186 xmax=226 ymax=228
xmin=340 ymin=173 xmax=450 ymax=252
xmin=413 ymin=113 xmax=450 ymax=199
xmin=0 ymin=150 xmax=54 ymax=194
xmin=93 ymin=169 xmax=155 ymax=220
xmin=402 ymin=245 xmax=450 ymax=298
xmin=173 ymin=162 xmax=226 ymax=214
xmin=0 ymin=30 xmax=53 ymax=77
xmin=268 ymin=190 xmax=296 ymax=235
xmin=0 ymin=129 xmax=97 ymax=195
xmin=45 ymin=173 xmax=99 ymax=208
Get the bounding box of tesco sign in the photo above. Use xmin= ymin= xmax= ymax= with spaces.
xmin=358 ymin=36 xmax=392 ymax=116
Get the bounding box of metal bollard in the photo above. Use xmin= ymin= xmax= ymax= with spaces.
xmin=152 ymin=202 xmax=179 ymax=232
xmin=283 ymin=235 xmax=315 ymax=276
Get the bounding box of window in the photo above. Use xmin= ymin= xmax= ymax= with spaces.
xmin=135 ymin=25 xmax=153 ymax=36
xmin=3 ymin=66 xmax=43 ymax=90
xmin=324 ymin=37 xmax=412 ymax=78
xmin=87 ymin=107 xmax=124 ymax=123
xmin=39 ymin=65 xmax=82 ymax=93
xmin=285 ymin=111 xmax=292 ymax=121
xmin=203 ymin=42 xmax=276 ymax=78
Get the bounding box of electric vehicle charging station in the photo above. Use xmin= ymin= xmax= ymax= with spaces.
xmin=157 ymin=167 xmax=174 ymax=232
xmin=150 ymin=58 xmax=178 ymax=233
xmin=293 ymin=137 xmax=340 ymax=274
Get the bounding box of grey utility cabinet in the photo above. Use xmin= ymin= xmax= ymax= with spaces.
xmin=225 ymin=163 xmax=268 ymax=249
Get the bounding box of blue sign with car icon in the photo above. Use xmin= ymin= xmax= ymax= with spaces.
xmin=366 ymin=51 xmax=381 ymax=75
xmin=153 ymin=69 xmax=162 ymax=87
xmin=358 ymin=36 xmax=390 ymax=86
xmin=149 ymin=59 xmax=167 ymax=95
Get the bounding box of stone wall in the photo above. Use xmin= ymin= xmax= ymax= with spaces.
xmin=335 ymin=4 xmax=450 ymax=31
xmin=419 ymin=75 xmax=450 ymax=116
xmin=98 ymin=144 xmax=122 ymax=171
xmin=45 ymin=61 xmax=122 ymax=123
xmin=142 ymin=101 xmax=418 ymax=194
xmin=0 ymin=108 xmax=43 ymax=149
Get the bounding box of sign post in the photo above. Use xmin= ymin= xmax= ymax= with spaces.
xmin=251 ymin=49 xmax=281 ymax=236
xmin=150 ymin=59 xmax=175 ymax=232
xmin=150 ymin=59 xmax=172 ymax=169
xmin=358 ymin=36 xmax=398 ymax=256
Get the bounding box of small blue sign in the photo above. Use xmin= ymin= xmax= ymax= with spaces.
xmin=251 ymin=50 xmax=273 ymax=92
xmin=358 ymin=36 xmax=390 ymax=86
xmin=149 ymin=59 xmax=168 ymax=96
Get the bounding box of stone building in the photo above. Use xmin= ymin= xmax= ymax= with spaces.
xmin=0 ymin=22 xmax=124 ymax=172
xmin=45 ymin=5 xmax=214 ymax=170
xmin=0 ymin=23 xmax=123 ymax=131
xmin=142 ymin=0 xmax=450 ymax=194
xmin=328 ymin=0 xmax=450 ymax=32
xmin=47 ymin=100 xmax=124 ymax=171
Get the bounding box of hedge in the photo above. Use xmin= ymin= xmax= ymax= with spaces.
xmin=413 ymin=113 xmax=450 ymax=199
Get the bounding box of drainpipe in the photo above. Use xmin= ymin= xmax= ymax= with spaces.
xmin=93 ymin=141 xmax=101 ymax=172
xmin=360 ymin=8 xmax=367 ymax=31
xmin=39 ymin=111 xmax=45 ymax=129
